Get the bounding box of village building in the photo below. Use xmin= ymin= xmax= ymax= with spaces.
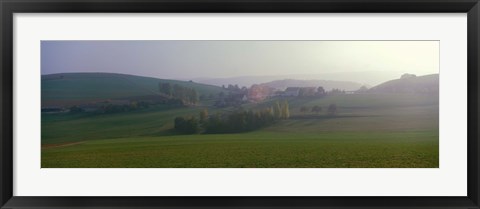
xmin=283 ymin=87 xmax=301 ymax=97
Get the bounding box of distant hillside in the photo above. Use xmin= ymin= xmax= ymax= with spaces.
xmin=368 ymin=74 xmax=439 ymax=94
xmin=42 ymin=73 xmax=225 ymax=106
xmin=260 ymin=79 xmax=363 ymax=91
xmin=194 ymin=70 xmax=404 ymax=87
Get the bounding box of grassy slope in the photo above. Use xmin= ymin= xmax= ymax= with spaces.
xmin=42 ymin=104 xmax=232 ymax=145
xmin=41 ymin=105 xmax=198 ymax=144
xmin=42 ymin=131 xmax=438 ymax=168
xmin=368 ymin=74 xmax=439 ymax=93
xmin=42 ymin=73 xmax=225 ymax=106
xmin=42 ymin=93 xmax=439 ymax=168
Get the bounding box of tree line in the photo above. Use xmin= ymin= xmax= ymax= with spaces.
xmin=68 ymin=101 xmax=151 ymax=114
xmin=174 ymin=100 xmax=290 ymax=134
xmin=159 ymin=82 xmax=199 ymax=105
xmin=299 ymin=104 xmax=337 ymax=116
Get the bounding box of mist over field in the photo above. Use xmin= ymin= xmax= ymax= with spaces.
xmin=41 ymin=41 xmax=439 ymax=168
xmin=42 ymin=40 xmax=438 ymax=86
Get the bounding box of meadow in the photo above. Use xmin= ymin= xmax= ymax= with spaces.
xmin=42 ymin=93 xmax=439 ymax=168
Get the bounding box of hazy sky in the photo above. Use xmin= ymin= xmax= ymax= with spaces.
xmin=41 ymin=40 xmax=439 ymax=82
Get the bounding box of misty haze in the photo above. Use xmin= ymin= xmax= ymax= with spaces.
xmin=41 ymin=40 xmax=439 ymax=168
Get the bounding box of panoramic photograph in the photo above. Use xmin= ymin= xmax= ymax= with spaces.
xmin=41 ymin=40 xmax=439 ymax=168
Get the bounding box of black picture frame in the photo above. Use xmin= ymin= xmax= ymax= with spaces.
xmin=1 ymin=0 xmax=479 ymax=208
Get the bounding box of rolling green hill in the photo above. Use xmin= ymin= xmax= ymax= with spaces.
xmin=41 ymin=93 xmax=439 ymax=168
xmin=260 ymin=79 xmax=362 ymax=91
xmin=368 ymin=74 xmax=438 ymax=94
xmin=42 ymin=72 xmax=225 ymax=106
xmin=41 ymin=74 xmax=439 ymax=168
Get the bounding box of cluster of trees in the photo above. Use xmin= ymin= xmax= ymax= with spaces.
xmin=100 ymin=102 xmax=149 ymax=114
xmin=273 ymin=100 xmax=290 ymax=119
xmin=300 ymin=105 xmax=322 ymax=115
xmin=69 ymin=106 xmax=84 ymax=113
xmin=159 ymin=82 xmax=199 ymax=105
xmin=401 ymin=73 xmax=417 ymax=79
xmin=297 ymin=87 xmax=317 ymax=97
xmin=330 ymin=88 xmax=346 ymax=94
xmin=299 ymin=103 xmax=338 ymax=116
xmin=222 ymin=84 xmax=248 ymax=92
xmin=297 ymin=86 xmax=326 ymax=97
xmin=317 ymin=86 xmax=326 ymax=95
xmin=214 ymin=92 xmax=247 ymax=108
xmin=214 ymin=84 xmax=250 ymax=107
xmin=41 ymin=107 xmax=64 ymax=113
xmin=68 ymin=101 xmax=151 ymax=114
xmin=203 ymin=109 xmax=276 ymax=134
xmin=327 ymin=104 xmax=337 ymax=116
xmin=285 ymin=86 xmax=349 ymax=97
xmin=279 ymin=86 xmax=326 ymax=98
xmin=174 ymin=100 xmax=290 ymax=134
xmin=174 ymin=116 xmax=200 ymax=134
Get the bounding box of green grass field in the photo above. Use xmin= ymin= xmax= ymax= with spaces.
xmin=41 ymin=93 xmax=439 ymax=168
xmin=42 ymin=73 xmax=225 ymax=106
xmin=42 ymin=131 xmax=438 ymax=168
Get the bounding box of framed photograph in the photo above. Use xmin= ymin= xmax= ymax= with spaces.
xmin=1 ymin=0 xmax=479 ymax=208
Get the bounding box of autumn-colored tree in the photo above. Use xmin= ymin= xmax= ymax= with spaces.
xmin=199 ymin=109 xmax=208 ymax=123
xmin=282 ymin=100 xmax=290 ymax=119
xmin=274 ymin=101 xmax=282 ymax=119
